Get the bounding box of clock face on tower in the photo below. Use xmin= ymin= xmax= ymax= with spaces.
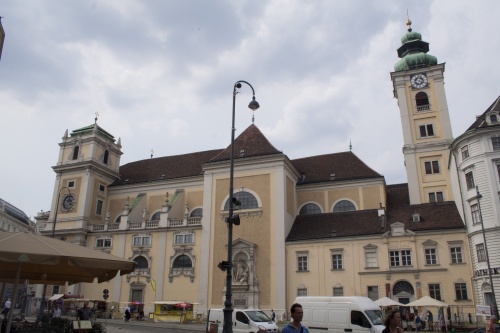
xmin=411 ymin=74 xmax=428 ymax=89
xmin=62 ymin=195 xmax=75 ymax=210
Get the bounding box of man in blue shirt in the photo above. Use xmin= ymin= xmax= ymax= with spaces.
xmin=282 ymin=303 xmax=310 ymax=333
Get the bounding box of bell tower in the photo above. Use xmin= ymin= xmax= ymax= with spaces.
xmin=47 ymin=120 xmax=122 ymax=241
xmin=390 ymin=19 xmax=454 ymax=205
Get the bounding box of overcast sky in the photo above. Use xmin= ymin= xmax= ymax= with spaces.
xmin=1 ymin=1 xmax=499 ymax=220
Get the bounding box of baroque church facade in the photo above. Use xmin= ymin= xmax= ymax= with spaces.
xmin=36 ymin=22 xmax=488 ymax=320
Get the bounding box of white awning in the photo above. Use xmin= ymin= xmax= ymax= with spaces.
xmin=48 ymin=294 xmax=65 ymax=301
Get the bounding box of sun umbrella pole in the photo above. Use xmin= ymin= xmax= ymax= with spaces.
xmin=5 ymin=262 xmax=22 ymax=333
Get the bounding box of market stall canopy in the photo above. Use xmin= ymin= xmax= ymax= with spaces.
xmin=375 ymin=297 xmax=405 ymax=307
xmin=0 ymin=231 xmax=136 ymax=284
xmin=48 ymin=294 xmax=65 ymax=301
xmin=405 ymin=296 xmax=448 ymax=307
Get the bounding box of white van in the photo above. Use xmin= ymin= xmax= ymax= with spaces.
xmin=295 ymin=296 xmax=385 ymax=333
xmin=207 ymin=309 xmax=280 ymax=333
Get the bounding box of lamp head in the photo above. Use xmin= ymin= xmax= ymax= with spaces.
xmin=248 ymin=96 xmax=260 ymax=111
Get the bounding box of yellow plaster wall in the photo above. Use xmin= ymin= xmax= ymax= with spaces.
xmin=210 ymin=173 xmax=272 ymax=307
xmin=297 ymin=191 xmax=325 ymax=212
xmin=328 ymin=188 xmax=359 ymax=211
xmin=362 ymin=186 xmax=383 ymax=209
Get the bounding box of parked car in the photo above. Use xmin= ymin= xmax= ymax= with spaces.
xmin=469 ymin=324 xmax=500 ymax=333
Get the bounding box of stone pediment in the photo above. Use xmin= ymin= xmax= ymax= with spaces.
xmin=232 ymin=238 xmax=257 ymax=250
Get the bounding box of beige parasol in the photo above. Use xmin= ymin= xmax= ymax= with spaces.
xmin=0 ymin=231 xmax=136 ymax=333
xmin=405 ymin=296 xmax=449 ymax=307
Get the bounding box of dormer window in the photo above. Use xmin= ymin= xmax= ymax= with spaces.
xmin=491 ymin=114 xmax=498 ymax=123
xmin=412 ymin=212 xmax=421 ymax=223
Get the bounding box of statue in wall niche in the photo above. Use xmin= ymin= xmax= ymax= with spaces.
xmin=184 ymin=205 xmax=189 ymax=217
xmin=105 ymin=211 xmax=111 ymax=224
xmin=233 ymin=259 xmax=249 ymax=283
xmin=143 ymin=208 xmax=147 ymax=219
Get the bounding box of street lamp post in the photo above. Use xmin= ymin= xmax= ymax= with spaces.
xmin=476 ymin=186 xmax=499 ymax=319
xmin=52 ymin=186 xmax=71 ymax=237
xmin=219 ymin=81 xmax=260 ymax=333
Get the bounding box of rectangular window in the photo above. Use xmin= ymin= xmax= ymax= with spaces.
xmin=298 ymin=255 xmax=308 ymax=272
xmin=455 ymin=283 xmax=468 ymax=300
xmin=425 ymin=248 xmax=437 ymax=265
xmin=425 ymin=161 xmax=440 ymax=174
xmin=390 ymin=250 xmax=412 ymax=267
xmin=52 ymin=285 xmax=60 ymax=295
xmin=297 ymin=288 xmax=307 ymax=296
xmin=461 ymin=146 xmax=470 ymax=160
xmin=492 ymin=137 xmax=500 ymax=150
xmin=333 ymin=287 xmax=344 ymax=296
xmin=96 ymin=199 xmax=103 ymax=215
xmin=365 ymin=251 xmax=378 ymax=268
xmin=429 ymin=192 xmax=444 ymax=203
xmin=476 ymin=243 xmax=486 ymax=262
xmin=332 ymin=254 xmax=343 ymax=269
xmin=133 ymin=236 xmax=151 ymax=246
xmin=465 ymin=172 xmax=475 ymax=190
xmin=67 ymin=180 xmax=75 ymax=188
xmin=429 ymin=284 xmax=442 ymax=301
xmin=450 ymin=247 xmax=463 ymax=263
xmin=367 ymin=286 xmax=379 ymax=301
xmin=419 ymin=124 xmax=435 ymax=138
xmin=99 ymin=184 xmax=105 ymax=192
xmin=471 ymin=204 xmax=481 ymax=224
xmin=96 ymin=238 xmax=112 ymax=248
xmin=174 ymin=234 xmax=193 ymax=244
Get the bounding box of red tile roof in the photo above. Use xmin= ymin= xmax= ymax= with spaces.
xmin=209 ymin=124 xmax=282 ymax=162
xmin=291 ymin=151 xmax=383 ymax=184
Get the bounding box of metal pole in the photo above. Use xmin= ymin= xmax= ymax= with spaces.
xmin=223 ymin=81 xmax=258 ymax=333
xmin=52 ymin=187 xmax=71 ymax=238
xmin=476 ymin=186 xmax=499 ymax=319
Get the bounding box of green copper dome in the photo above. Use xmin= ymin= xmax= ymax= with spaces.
xmin=394 ymin=21 xmax=438 ymax=72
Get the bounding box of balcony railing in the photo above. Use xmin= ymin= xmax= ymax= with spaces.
xmin=87 ymin=217 xmax=202 ymax=233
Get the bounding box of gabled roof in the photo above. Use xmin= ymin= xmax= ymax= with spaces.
xmin=466 ymin=95 xmax=500 ymax=130
xmin=291 ymin=151 xmax=382 ymax=185
xmin=209 ymin=124 xmax=282 ymax=162
xmin=385 ymin=183 xmax=464 ymax=231
xmin=111 ymin=149 xmax=223 ymax=186
xmin=286 ymin=183 xmax=464 ymax=242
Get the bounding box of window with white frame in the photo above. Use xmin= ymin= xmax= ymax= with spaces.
xmin=174 ymin=232 xmax=194 ymax=245
xmin=365 ymin=251 xmax=378 ymax=268
xmin=461 ymin=146 xmax=470 ymax=160
xmin=492 ymin=137 xmax=500 ymax=150
xmin=297 ymin=288 xmax=307 ymax=296
xmin=367 ymin=286 xmax=379 ymax=301
xmin=476 ymin=243 xmax=486 ymax=262
xmin=133 ymin=235 xmax=151 ymax=246
xmin=425 ymin=161 xmax=440 ymax=174
xmin=333 ymin=287 xmax=344 ymax=296
xmin=429 ymin=192 xmax=444 ymax=203
xmin=96 ymin=237 xmax=112 ymax=248
xmin=331 ymin=250 xmax=343 ymax=270
xmin=465 ymin=171 xmax=475 ymax=190
xmin=455 ymin=282 xmax=468 ymax=300
xmin=96 ymin=199 xmax=103 ymax=215
xmin=419 ymin=124 xmax=435 ymax=138
xmin=297 ymin=253 xmax=308 ymax=272
xmin=429 ymin=284 xmax=442 ymax=300
xmin=450 ymin=246 xmax=463 ymax=264
xmin=471 ymin=204 xmax=481 ymax=224
xmin=390 ymin=250 xmax=412 ymax=267
xmin=425 ymin=248 xmax=438 ymax=265
xmin=333 ymin=200 xmax=356 ymax=212
xmin=52 ymin=286 xmax=60 ymax=295
xmin=299 ymin=203 xmax=322 ymax=215
xmin=150 ymin=211 xmax=161 ymax=221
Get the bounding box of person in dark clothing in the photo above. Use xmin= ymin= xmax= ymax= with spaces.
xmin=382 ymin=310 xmax=404 ymax=333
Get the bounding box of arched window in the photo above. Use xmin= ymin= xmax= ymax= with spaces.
xmin=333 ymin=200 xmax=356 ymax=212
xmin=115 ymin=216 xmax=121 ymax=224
xmin=72 ymin=146 xmax=79 ymax=160
xmin=103 ymin=150 xmax=109 ymax=164
xmin=173 ymin=255 xmax=192 ymax=268
xmin=299 ymin=203 xmax=321 ymax=215
xmin=190 ymin=208 xmax=203 ymax=217
xmin=151 ymin=212 xmax=161 ymax=221
xmin=134 ymin=256 xmax=148 ymax=269
xmin=416 ymin=92 xmax=430 ymax=111
xmin=223 ymin=191 xmax=258 ymax=211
